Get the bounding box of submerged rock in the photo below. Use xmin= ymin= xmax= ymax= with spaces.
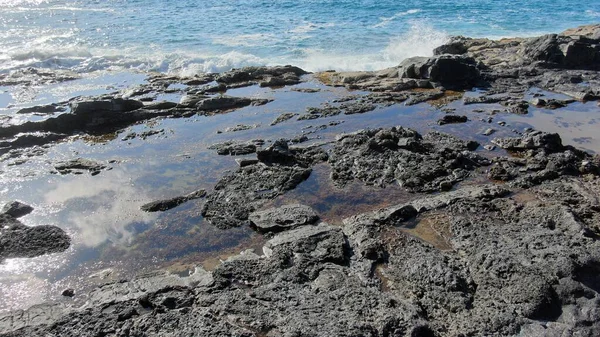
xmin=54 ymin=158 xmax=109 ymax=176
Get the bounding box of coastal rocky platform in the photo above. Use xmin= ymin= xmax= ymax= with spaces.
xmin=1 ymin=25 xmax=600 ymax=336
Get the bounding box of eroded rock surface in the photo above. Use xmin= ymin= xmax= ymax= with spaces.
xmin=201 ymin=141 xmax=328 ymax=229
xmin=0 ymin=214 xmax=70 ymax=262
xmin=329 ymin=126 xmax=487 ymax=192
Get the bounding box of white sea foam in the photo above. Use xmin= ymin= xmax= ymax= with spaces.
xmin=296 ymin=21 xmax=449 ymax=72
xmin=289 ymin=22 xmax=336 ymax=34
xmin=372 ymin=9 xmax=421 ymax=28
xmin=0 ymin=21 xmax=450 ymax=76
xmin=213 ymin=33 xmax=277 ymax=47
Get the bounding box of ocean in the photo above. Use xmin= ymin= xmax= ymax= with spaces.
xmin=1 ymin=0 xmax=599 ymax=76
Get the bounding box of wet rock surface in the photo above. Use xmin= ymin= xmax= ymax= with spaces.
xmin=1 ymin=201 xmax=34 ymax=218
xmin=54 ymin=158 xmax=110 ymax=176
xmin=248 ymin=204 xmax=319 ymax=233
xmin=329 ymin=126 xmax=487 ymax=192
xmin=489 ymin=130 xmax=599 ymax=187
xmin=141 ymin=189 xmax=207 ymax=212
xmin=201 ymin=141 xmax=328 ymax=229
xmin=2 ymin=27 xmax=600 ymax=337
xmin=3 ymin=175 xmax=600 ymax=336
xmin=0 ymin=214 xmax=71 ymax=262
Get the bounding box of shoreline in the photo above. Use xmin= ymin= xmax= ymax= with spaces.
xmin=1 ymin=24 xmax=600 ymax=336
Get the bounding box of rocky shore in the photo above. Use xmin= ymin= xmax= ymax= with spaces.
xmin=1 ymin=25 xmax=600 ymax=336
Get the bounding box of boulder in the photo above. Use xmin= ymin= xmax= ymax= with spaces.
xmin=398 ymin=55 xmax=480 ymax=88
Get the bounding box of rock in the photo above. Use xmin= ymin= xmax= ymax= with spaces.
xmin=484 ymin=144 xmax=496 ymax=151
xmin=489 ymin=131 xmax=597 ymax=186
xmin=561 ymin=24 xmax=600 ymax=41
xmin=208 ymin=141 xmax=257 ymax=156
xmin=61 ymin=289 xmax=75 ymax=297
xmin=195 ymin=95 xmax=253 ymax=112
xmin=222 ymin=124 xmax=258 ymax=133
xmin=202 ymin=145 xmax=327 ymax=228
xmin=234 ymin=158 xmax=259 ymax=167
xmin=15 ymin=104 xmax=65 ymax=115
xmin=0 ymin=132 xmax=66 ymax=151
xmin=492 ymin=130 xmax=563 ymax=151
xmin=270 ymin=112 xmax=297 ymax=126
xmin=217 ymin=65 xmax=308 ymax=87
xmin=71 ymin=98 xmax=144 ymax=116
xmin=482 ymin=128 xmax=495 ymax=136
xmin=0 ymin=67 xmax=79 ymax=86
xmin=438 ymin=115 xmax=468 ymax=125
xmin=249 ymin=204 xmax=319 ymax=233
xmin=329 ymin=127 xmax=487 ymax=192
xmin=0 ymin=214 xmax=71 ymax=261
xmin=141 ymin=189 xmax=206 ymax=212
xmin=398 ymin=55 xmax=480 ymax=88
xmin=1 ymin=201 xmax=34 ymax=218
xmin=143 ymin=101 xmax=178 ymax=110
xmin=178 ymin=94 xmax=209 ymax=107
xmin=405 ymin=90 xmax=445 ymax=106
xmin=54 ymin=158 xmax=108 ymax=175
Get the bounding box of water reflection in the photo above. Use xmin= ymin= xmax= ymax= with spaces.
xmin=44 ymin=169 xmax=158 ymax=247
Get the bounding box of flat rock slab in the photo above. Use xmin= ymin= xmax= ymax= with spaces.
xmin=249 ymin=204 xmax=319 ymax=233
xmin=0 ymin=214 xmax=70 ymax=261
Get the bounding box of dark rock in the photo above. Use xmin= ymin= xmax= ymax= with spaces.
xmin=270 ymin=112 xmax=297 ymax=126
xmin=141 ymin=189 xmax=206 ymax=212
xmin=143 ymin=101 xmax=178 ymax=110
xmin=1 ymin=201 xmax=34 ymax=218
xmin=438 ymin=115 xmax=468 ymax=125
xmin=0 ymin=214 xmax=71 ymax=261
xmin=329 ymin=127 xmax=488 ymax=192
xmin=0 ymin=67 xmax=79 ymax=86
xmin=489 ymin=131 xmax=597 ymax=186
xmin=195 ymin=95 xmax=253 ymax=112
xmin=208 ymin=141 xmax=257 ymax=156
xmin=15 ymin=104 xmax=65 ymax=115
xmin=61 ymin=289 xmax=75 ymax=297
xmin=398 ymin=55 xmax=480 ymax=88
xmin=71 ymin=98 xmax=144 ymax=115
xmin=54 ymin=158 xmax=108 ymax=175
xmin=202 ymin=144 xmax=327 ymax=228
xmin=217 ymin=65 xmax=308 ymax=86
xmin=249 ymin=204 xmax=319 ymax=233
xmin=492 ymin=130 xmax=563 ymax=151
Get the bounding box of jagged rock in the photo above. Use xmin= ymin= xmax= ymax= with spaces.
xmin=54 ymin=158 xmax=108 ymax=175
xmin=249 ymin=204 xmax=319 ymax=233
xmin=1 ymin=201 xmax=34 ymax=218
xmin=208 ymin=141 xmax=257 ymax=155
xmin=398 ymin=55 xmax=480 ymax=88
xmin=270 ymin=112 xmax=297 ymax=126
xmin=329 ymin=127 xmax=487 ymax=192
xmin=0 ymin=214 xmax=70 ymax=261
xmin=202 ymin=144 xmax=327 ymax=229
xmin=141 ymin=189 xmax=206 ymax=212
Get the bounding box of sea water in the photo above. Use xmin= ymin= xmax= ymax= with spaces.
xmin=1 ymin=0 xmax=599 ymax=75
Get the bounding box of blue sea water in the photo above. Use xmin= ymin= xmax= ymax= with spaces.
xmin=0 ymin=0 xmax=599 ymax=74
